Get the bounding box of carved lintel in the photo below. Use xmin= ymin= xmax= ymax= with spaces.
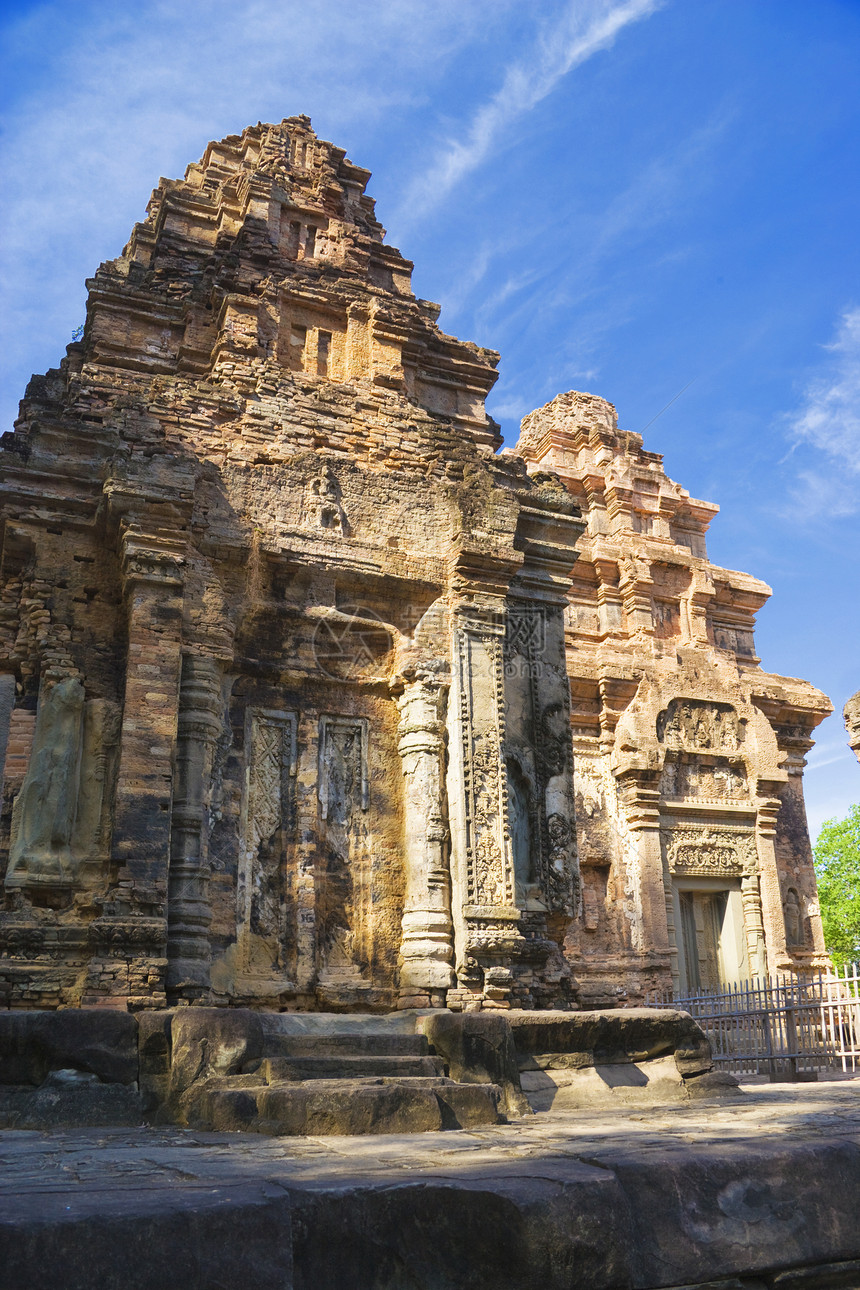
xmin=120 ymin=529 xmax=186 ymax=590
xmin=661 ymin=821 xmax=757 ymax=878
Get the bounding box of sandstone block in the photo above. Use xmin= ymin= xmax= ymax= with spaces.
xmin=0 ymin=1009 xmax=138 ymax=1086
xmin=421 ymin=1010 xmax=529 ymax=1116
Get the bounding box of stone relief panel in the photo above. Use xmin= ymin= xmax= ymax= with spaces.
xmin=316 ymin=715 xmax=370 ymax=983
xmin=238 ymin=708 xmax=298 ymax=980
xmin=657 ymin=699 xmax=742 ymax=754
xmin=660 ymin=754 xmax=748 ymax=801
xmin=502 ymin=602 xmax=580 ymax=915
xmin=661 ymin=821 xmax=758 ymax=878
xmin=454 ymin=610 xmax=512 ymax=910
xmin=5 ymin=677 xmax=120 ymax=891
xmin=304 ymin=464 xmax=348 ymax=535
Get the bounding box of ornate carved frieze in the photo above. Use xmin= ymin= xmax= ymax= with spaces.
xmin=660 ymin=755 xmax=748 ymax=801
xmin=661 ymin=821 xmax=757 ymax=878
xmin=657 ymin=698 xmax=741 ymax=754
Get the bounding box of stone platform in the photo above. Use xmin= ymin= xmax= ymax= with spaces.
xmin=2 ymin=1080 xmax=860 ymax=1290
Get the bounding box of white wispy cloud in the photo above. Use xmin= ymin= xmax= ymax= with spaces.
xmin=397 ymin=0 xmax=664 ymax=223
xmin=0 ymin=0 xmax=513 ymax=432
xmin=790 ymin=306 xmax=860 ymax=470
xmin=785 ymin=306 xmax=860 ymax=516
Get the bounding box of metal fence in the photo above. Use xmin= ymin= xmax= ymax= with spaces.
xmin=647 ymin=962 xmax=860 ymax=1079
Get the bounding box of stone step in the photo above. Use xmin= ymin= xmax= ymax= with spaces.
xmin=189 ymin=1076 xmax=503 ymax=1136
xmin=259 ymin=1055 xmax=445 ymax=1081
xmin=262 ymin=1032 xmax=430 ymax=1059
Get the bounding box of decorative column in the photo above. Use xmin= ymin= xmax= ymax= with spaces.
xmin=741 ymin=869 xmax=768 ymax=978
xmin=167 ymin=654 xmax=223 ymax=998
xmin=396 ymin=676 xmax=455 ymax=1006
xmin=107 ymin=529 xmax=187 ymax=1006
xmin=755 ymin=789 xmax=786 ymax=974
xmin=614 ymin=770 xmax=671 ymax=957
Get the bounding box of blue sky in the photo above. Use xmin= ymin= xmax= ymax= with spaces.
xmin=2 ymin=0 xmax=859 ymax=835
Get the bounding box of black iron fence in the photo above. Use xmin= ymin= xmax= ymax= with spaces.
xmin=648 ymin=962 xmax=860 ymax=1079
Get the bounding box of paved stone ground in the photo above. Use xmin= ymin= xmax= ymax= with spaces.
xmin=2 ymin=1080 xmax=860 ymax=1290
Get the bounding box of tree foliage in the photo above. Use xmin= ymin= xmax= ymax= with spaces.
xmin=813 ymin=803 xmax=860 ymax=969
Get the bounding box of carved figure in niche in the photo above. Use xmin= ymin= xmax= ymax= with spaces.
xmin=540 ymin=702 xmax=568 ymax=777
xmin=658 ymin=699 xmax=740 ymax=754
xmin=317 ymin=719 xmax=368 ymax=973
xmin=547 ymin=813 xmax=572 ymax=870
xmin=546 ymin=813 xmax=579 ymax=909
xmin=474 ymin=833 xmax=506 ymax=906
xmin=6 ymin=677 xmax=84 ymax=888
xmin=240 ymin=712 xmax=296 ymax=975
xmin=784 ymin=887 xmax=804 ymax=948
xmin=507 ymin=760 xmax=534 ymax=903
xmin=324 ymin=724 xmax=363 ymax=825
xmin=309 ymin=465 xmax=346 ymax=534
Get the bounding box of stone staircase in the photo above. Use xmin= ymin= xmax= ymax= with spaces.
xmin=177 ymin=1017 xmax=505 ymax=1136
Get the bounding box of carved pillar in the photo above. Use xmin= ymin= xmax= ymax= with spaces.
xmin=755 ymin=789 xmax=785 ymax=974
xmin=109 ymin=531 xmax=186 ymax=992
xmin=615 ymin=770 xmax=670 ymax=955
xmin=593 ymin=556 xmax=624 ymax=638
xmin=167 ymin=654 xmax=223 ymax=998
xmin=741 ymin=870 xmax=767 ymax=978
xmin=0 ymin=674 xmax=14 ymax=779
xmin=396 ymin=677 xmax=455 ymax=1005
xmin=619 ymin=555 xmax=654 ymax=636
xmin=684 ymin=566 xmax=714 ymax=646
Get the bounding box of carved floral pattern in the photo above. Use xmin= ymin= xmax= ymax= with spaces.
xmin=661 ymin=823 xmax=757 ymax=877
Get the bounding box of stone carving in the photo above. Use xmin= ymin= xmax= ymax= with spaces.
xmin=661 ymin=823 xmax=757 ymax=878
xmin=0 ymin=115 xmax=830 ymax=1011
xmin=845 ymin=690 xmax=860 ymax=765
xmin=539 ymin=702 xmax=569 ymax=778
xmin=168 ymin=656 xmax=224 ymax=994
xmin=507 ymin=759 xmax=534 ymax=902
xmin=454 ymin=614 xmax=512 ymax=910
xmin=237 ymin=707 xmax=297 ymax=981
xmin=6 ymin=678 xmax=120 ymax=891
xmin=318 ymin=716 xmax=368 ymax=822
xmin=660 ymin=756 xmax=748 ymax=801
xmin=396 ymin=679 xmax=455 ymax=1001
xmin=784 ymin=887 xmax=804 ymax=948
xmin=317 ymin=716 xmax=369 ymax=981
xmin=6 ymin=678 xmax=85 ymax=888
xmin=307 ymin=465 xmax=346 ymax=534
xmin=658 ymin=699 xmax=740 ymax=753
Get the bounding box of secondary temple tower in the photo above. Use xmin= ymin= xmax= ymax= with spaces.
xmin=0 ymin=118 xmax=831 ymax=1012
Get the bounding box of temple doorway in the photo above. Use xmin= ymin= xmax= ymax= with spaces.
xmin=673 ymin=879 xmax=748 ymax=992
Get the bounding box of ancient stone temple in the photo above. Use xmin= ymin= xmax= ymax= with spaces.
xmin=845 ymin=690 xmax=860 ymax=765
xmin=0 ymin=117 xmax=831 ymax=1014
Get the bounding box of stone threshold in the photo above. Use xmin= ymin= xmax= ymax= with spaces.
xmin=1 ymin=1081 xmax=859 ymax=1289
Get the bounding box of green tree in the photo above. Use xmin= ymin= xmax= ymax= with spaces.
xmin=813 ymin=803 xmax=860 ymax=970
